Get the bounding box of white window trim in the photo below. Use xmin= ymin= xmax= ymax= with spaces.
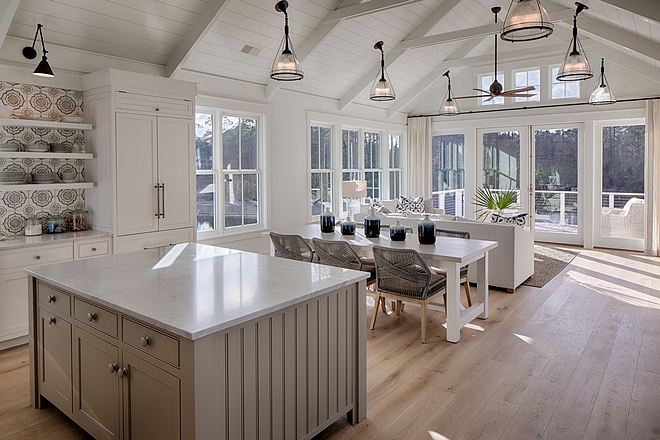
xmin=512 ymin=67 xmax=541 ymax=103
xmin=549 ymin=65 xmax=582 ymax=101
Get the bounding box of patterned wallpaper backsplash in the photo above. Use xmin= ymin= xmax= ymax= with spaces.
xmin=0 ymin=81 xmax=86 ymax=236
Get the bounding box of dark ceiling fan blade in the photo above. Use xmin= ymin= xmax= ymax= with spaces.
xmin=453 ymin=94 xmax=490 ymax=99
xmin=501 ymin=92 xmax=537 ymax=98
xmin=472 ymin=88 xmax=490 ymax=94
xmin=510 ymin=86 xmax=536 ymax=93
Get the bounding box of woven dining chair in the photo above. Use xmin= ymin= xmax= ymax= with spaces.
xmin=371 ymin=245 xmax=447 ymax=343
xmin=435 ymin=228 xmax=473 ymax=307
xmin=269 ymin=232 xmax=314 ymax=262
xmin=311 ymin=238 xmax=376 ymax=286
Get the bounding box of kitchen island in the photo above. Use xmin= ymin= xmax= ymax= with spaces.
xmin=26 ymin=243 xmax=368 ymax=440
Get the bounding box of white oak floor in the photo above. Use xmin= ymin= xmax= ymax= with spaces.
xmin=1 ymin=247 xmax=659 ymax=440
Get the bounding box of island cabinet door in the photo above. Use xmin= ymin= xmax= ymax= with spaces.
xmin=72 ymin=327 xmax=121 ymax=440
xmin=37 ymin=308 xmax=72 ymax=414
xmin=121 ymin=350 xmax=181 ymax=440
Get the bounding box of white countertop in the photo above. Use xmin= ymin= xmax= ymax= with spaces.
xmin=0 ymin=230 xmax=111 ymax=250
xmin=25 ymin=243 xmax=369 ymax=340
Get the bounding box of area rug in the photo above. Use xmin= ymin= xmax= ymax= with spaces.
xmin=521 ymin=245 xmax=579 ymax=288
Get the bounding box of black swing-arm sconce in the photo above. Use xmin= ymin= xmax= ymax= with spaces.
xmin=23 ymin=23 xmax=54 ymax=77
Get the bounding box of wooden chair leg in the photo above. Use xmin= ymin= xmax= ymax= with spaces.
xmin=370 ymin=292 xmax=382 ymax=330
xmin=391 ymin=301 xmax=396 ymax=313
xmin=420 ymin=301 xmax=427 ymax=344
xmin=381 ymin=298 xmax=387 ymax=312
xmin=463 ymin=280 xmax=472 ymax=307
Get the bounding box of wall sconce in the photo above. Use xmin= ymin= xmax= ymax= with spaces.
xmin=22 ymin=24 xmax=54 ymax=78
xmin=369 ymin=41 xmax=395 ymax=101
xmin=270 ymin=0 xmax=303 ymax=81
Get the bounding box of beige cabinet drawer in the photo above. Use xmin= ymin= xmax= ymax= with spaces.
xmin=74 ymin=298 xmax=118 ymax=338
xmin=114 ymin=228 xmax=194 ymax=254
xmin=122 ymin=317 xmax=179 ymax=367
xmin=115 ymin=91 xmax=193 ymax=117
xmin=0 ymin=243 xmax=73 ymax=274
xmin=74 ymin=239 xmax=111 ymax=260
xmin=37 ymin=282 xmax=72 ymax=316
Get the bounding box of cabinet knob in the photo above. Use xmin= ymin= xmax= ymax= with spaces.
xmin=35 ymin=255 xmax=41 ymax=260
xmin=47 ymin=295 xmax=55 ymax=303
xmin=118 ymin=368 xmax=127 ymax=378
xmin=47 ymin=316 xmax=56 ymax=325
xmin=92 ymin=247 xmax=97 ymax=252
xmin=140 ymin=336 xmax=151 ymax=347
xmin=155 ymin=107 xmax=160 ymax=112
xmin=108 ymin=363 xmax=118 ymax=373
xmin=87 ymin=312 xmax=97 ymax=322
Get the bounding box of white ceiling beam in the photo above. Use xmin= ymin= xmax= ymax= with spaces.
xmin=577 ymin=16 xmax=660 ymax=63
xmin=165 ymin=0 xmax=231 ymax=78
xmin=265 ymin=0 xmax=363 ymax=99
xmin=599 ymin=0 xmax=660 ymax=25
xmin=338 ymin=0 xmax=462 ymax=110
xmin=385 ymin=37 xmax=484 ymax=119
xmin=0 ymin=0 xmax=19 ymax=50
xmin=322 ymin=0 xmax=423 ymax=24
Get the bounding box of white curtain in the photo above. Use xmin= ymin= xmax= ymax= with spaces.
xmin=645 ymin=99 xmax=660 ymax=256
xmin=407 ymin=117 xmax=432 ymax=198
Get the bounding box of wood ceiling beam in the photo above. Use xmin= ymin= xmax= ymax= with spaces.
xmin=0 ymin=0 xmax=19 ymax=50
xmin=599 ymin=0 xmax=660 ymax=25
xmin=338 ymin=0 xmax=462 ymax=110
xmin=165 ymin=0 xmax=231 ymax=78
xmin=322 ymin=0 xmax=423 ymax=24
xmin=577 ymin=16 xmax=660 ymax=63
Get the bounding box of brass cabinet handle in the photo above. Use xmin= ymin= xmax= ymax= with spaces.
xmin=161 ymin=183 xmax=165 ymax=219
xmin=118 ymin=368 xmax=127 ymax=378
xmin=87 ymin=312 xmax=97 ymax=322
xmin=35 ymin=255 xmax=41 ymax=260
xmin=155 ymin=184 xmax=161 ymax=217
xmin=108 ymin=363 xmax=118 ymax=374
xmin=140 ymin=336 xmax=151 ymax=347
xmin=47 ymin=295 xmax=55 ymax=303
xmin=47 ymin=316 xmax=56 ymax=325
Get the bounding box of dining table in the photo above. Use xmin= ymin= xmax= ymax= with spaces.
xmin=268 ymin=224 xmax=498 ymax=343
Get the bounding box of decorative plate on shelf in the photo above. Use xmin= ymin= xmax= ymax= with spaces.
xmin=62 ymin=116 xmax=84 ymax=123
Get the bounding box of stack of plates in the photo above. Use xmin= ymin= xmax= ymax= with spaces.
xmin=26 ymin=141 xmax=49 ymax=153
xmin=32 ymin=173 xmax=56 ymax=184
xmin=50 ymin=143 xmax=71 ymax=153
xmin=0 ymin=171 xmax=26 ymax=184
xmin=62 ymin=115 xmax=84 ymax=123
xmin=0 ymin=141 xmax=22 ymax=152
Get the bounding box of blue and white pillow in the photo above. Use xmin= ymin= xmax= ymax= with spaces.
xmin=396 ymin=196 xmax=425 ymax=214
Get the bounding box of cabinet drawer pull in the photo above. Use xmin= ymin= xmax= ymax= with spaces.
xmin=87 ymin=312 xmax=97 ymax=322
xmin=47 ymin=295 xmax=55 ymax=303
xmin=35 ymin=255 xmax=41 ymax=260
xmin=92 ymin=247 xmax=97 ymax=252
xmin=108 ymin=363 xmax=118 ymax=373
xmin=140 ymin=336 xmax=151 ymax=347
xmin=47 ymin=316 xmax=56 ymax=325
xmin=118 ymin=367 xmax=127 ymax=378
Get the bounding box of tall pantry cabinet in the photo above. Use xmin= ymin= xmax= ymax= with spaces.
xmin=82 ymin=70 xmax=197 ymax=253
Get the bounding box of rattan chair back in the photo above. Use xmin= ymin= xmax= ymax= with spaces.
xmin=372 ymin=245 xmax=436 ymax=300
xmin=269 ymin=232 xmax=314 ymax=262
xmin=311 ymin=238 xmax=362 ymax=271
xmin=435 ymin=228 xmax=470 ymax=239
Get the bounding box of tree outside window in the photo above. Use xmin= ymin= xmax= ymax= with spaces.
xmin=311 ymin=125 xmax=333 ymax=216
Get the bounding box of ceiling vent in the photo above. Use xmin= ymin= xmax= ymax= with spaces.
xmin=241 ymin=45 xmax=262 ymax=56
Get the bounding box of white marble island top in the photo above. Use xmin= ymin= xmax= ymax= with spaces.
xmin=25 ymin=243 xmax=369 ymax=340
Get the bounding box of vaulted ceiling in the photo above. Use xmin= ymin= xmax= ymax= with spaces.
xmin=1 ymin=0 xmax=659 ymax=117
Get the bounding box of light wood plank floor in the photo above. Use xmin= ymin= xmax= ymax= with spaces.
xmin=1 ymin=247 xmax=659 ymax=440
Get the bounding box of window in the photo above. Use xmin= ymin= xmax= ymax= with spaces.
xmin=480 ymin=74 xmax=504 ymax=105
xmin=514 ymin=69 xmax=540 ymax=102
xmin=551 ymin=67 xmax=580 ymax=99
xmin=311 ymin=125 xmax=333 ymax=216
xmin=432 ymin=134 xmax=465 ymax=216
xmin=195 ymin=110 xmax=261 ymax=234
xmin=342 ymin=129 xmax=360 ymax=181
xmin=389 ymin=134 xmax=402 ymax=199
xmin=364 ymin=131 xmax=381 ymax=200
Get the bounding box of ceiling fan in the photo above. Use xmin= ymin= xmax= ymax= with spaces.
xmin=455 ymin=6 xmax=537 ymax=102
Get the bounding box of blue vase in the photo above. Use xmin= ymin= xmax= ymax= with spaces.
xmin=389 ymin=220 xmax=406 ymax=241
xmin=341 ymin=216 xmax=356 ymax=235
xmin=320 ymin=208 xmax=335 ymax=233
xmin=364 ymin=208 xmax=381 ymax=238
xmin=417 ymin=214 xmax=436 ymax=245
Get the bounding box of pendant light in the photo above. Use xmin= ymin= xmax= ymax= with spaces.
xmin=501 ymin=0 xmax=553 ymax=42
xmin=270 ymin=0 xmax=303 ymax=81
xmin=369 ymin=41 xmax=395 ymax=101
xmin=22 ymin=24 xmax=54 ymax=78
xmin=556 ymin=2 xmax=592 ymax=82
xmin=439 ymin=71 xmax=460 ymax=116
xmin=589 ymin=58 xmax=616 ymax=105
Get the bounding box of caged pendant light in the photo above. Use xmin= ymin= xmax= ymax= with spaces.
xmin=369 ymin=41 xmax=395 ymax=101
xmin=22 ymin=24 xmax=54 ymax=78
xmin=589 ymin=58 xmax=616 ymax=105
xmin=556 ymin=2 xmax=593 ymax=82
xmin=270 ymin=0 xmax=303 ymax=81
xmin=439 ymin=70 xmax=460 ymax=116
xmin=500 ymin=0 xmax=553 ymax=42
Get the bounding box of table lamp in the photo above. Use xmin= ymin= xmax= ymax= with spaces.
xmin=342 ymin=180 xmax=367 ymax=219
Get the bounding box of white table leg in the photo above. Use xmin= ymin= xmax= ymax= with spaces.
xmin=444 ymin=263 xmax=461 ymax=343
xmin=477 ymin=252 xmax=489 ymax=319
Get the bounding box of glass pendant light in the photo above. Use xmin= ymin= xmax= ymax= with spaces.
xmin=270 ymin=1 xmax=303 ymax=81
xmin=556 ymin=2 xmax=593 ymax=82
xmin=501 ymin=0 xmax=553 ymax=42
xmin=439 ymin=71 xmax=460 ymax=116
xmin=369 ymin=41 xmax=395 ymax=101
xmin=589 ymin=58 xmax=616 ymax=105
xmin=22 ymin=24 xmax=54 ymax=78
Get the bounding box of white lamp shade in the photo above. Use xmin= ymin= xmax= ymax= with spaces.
xmin=556 ymin=50 xmax=592 ymax=81
xmin=589 ymin=85 xmax=615 ymax=105
xmin=501 ymin=0 xmax=553 ymax=42
xmin=342 ymin=180 xmax=367 ymax=198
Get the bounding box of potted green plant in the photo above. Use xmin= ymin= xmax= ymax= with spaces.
xmin=473 ymin=184 xmax=519 ymax=221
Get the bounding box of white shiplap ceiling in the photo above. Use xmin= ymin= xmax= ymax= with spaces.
xmin=1 ymin=0 xmax=659 ymax=116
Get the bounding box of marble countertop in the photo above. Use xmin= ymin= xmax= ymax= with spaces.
xmin=25 ymin=243 xmax=369 ymax=340
xmin=0 ymin=230 xmax=111 ymax=250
